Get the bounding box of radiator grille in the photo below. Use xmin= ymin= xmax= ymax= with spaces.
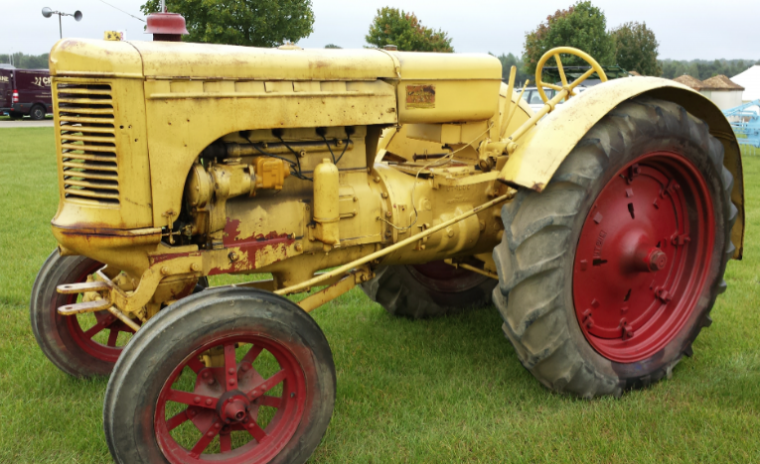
xmin=56 ymin=82 xmax=119 ymax=205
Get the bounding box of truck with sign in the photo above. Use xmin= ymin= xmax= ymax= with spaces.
xmin=0 ymin=66 xmax=53 ymax=120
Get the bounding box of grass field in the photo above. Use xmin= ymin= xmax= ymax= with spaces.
xmin=1 ymin=127 xmax=759 ymax=463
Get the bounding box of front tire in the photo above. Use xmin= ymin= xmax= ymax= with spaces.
xmin=104 ymin=287 xmax=336 ymax=464
xmin=30 ymin=250 xmax=134 ymax=377
xmin=493 ymin=97 xmax=737 ymax=397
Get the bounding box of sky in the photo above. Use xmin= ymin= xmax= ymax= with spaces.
xmin=1 ymin=0 xmax=758 ymax=61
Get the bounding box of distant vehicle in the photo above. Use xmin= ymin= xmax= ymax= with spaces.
xmin=0 ymin=66 xmax=53 ymax=120
xmin=517 ymin=86 xmax=587 ymax=113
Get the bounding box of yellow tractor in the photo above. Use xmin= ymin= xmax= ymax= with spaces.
xmin=31 ymin=33 xmax=743 ymax=464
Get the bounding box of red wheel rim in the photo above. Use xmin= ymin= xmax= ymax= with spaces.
xmin=408 ymin=260 xmax=488 ymax=293
xmin=155 ymin=335 xmax=307 ymax=464
xmin=58 ymin=261 xmax=133 ymax=363
xmin=572 ymin=152 xmax=715 ymax=363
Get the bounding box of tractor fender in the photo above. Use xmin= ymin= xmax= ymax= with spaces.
xmin=498 ymin=76 xmax=744 ymax=259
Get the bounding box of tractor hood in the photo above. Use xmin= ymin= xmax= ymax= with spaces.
xmin=48 ymin=38 xmax=500 ymax=82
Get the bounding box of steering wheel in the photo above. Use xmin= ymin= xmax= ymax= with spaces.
xmin=535 ymin=46 xmax=608 ymax=104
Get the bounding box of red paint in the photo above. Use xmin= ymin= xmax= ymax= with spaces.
xmin=572 ymin=152 xmax=714 ymax=363
xmin=154 ymin=335 xmax=306 ymax=463
xmin=146 ymin=12 xmax=188 ymax=41
xmin=209 ymin=219 xmax=295 ymax=275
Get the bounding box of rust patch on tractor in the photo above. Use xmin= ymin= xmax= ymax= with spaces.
xmin=406 ymin=85 xmax=435 ymax=109
xmin=210 ymin=218 xmax=295 ymax=275
xmin=223 ymin=218 xmax=243 ymax=244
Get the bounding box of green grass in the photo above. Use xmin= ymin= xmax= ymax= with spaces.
xmin=1 ymin=128 xmax=759 ymax=463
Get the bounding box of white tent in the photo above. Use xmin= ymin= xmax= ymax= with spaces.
xmin=732 ymin=65 xmax=760 ymax=102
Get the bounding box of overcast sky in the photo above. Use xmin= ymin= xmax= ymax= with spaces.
xmin=2 ymin=0 xmax=758 ymax=60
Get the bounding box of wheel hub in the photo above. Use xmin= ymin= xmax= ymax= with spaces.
xmin=572 ymin=153 xmax=714 ymax=363
xmin=217 ymin=392 xmax=251 ymax=424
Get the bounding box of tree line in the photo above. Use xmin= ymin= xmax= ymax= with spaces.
xmin=0 ymin=53 xmax=50 ymax=69
xmin=4 ymin=1 xmax=757 ymax=84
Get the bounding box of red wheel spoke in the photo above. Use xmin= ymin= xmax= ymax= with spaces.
xmin=155 ymin=335 xmax=308 ymax=463
xmin=82 ymin=320 xmax=109 ymax=340
xmin=241 ymin=345 xmax=263 ymax=365
xmin=106 ymin=328 xmax=118 ymax=347
xmin=186 ymin=357 xmax=205 ymax=374
xmin=189 ymin=421 xmax=221 ymax=458
xmin=165 ymin=409 xmax=189 ymax=431
xmin=224 ymin=343 xmax=238 ymax=391
xmin=259 ymin=395 xmax=282 ymax=408
xmin=219 ymin=433 xmax=232 ymax=453
xmin=166 ymin=389 xmax=218 ymax=409
xmin=247 ymin=369 xmax=287 ymax=401
xmin=244 ymin=420 xmax=268 ymax=442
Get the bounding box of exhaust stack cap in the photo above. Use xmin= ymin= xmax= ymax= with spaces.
xmin=145 ymin=12 xmax=188 ymax=42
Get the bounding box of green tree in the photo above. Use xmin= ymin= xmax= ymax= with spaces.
xmin=612 ymin=21 xmax=660 ymax=76
xmin=365 ymin=7 xmax=453 ymax=52
xmin=140 ymin=0 xmax=314 ymax=47
xmin=491 ymin=53 xmax=530 ymax=85
xmin=324 ymin=44 xmax=342 ymax=49
xmin=522 ymin=1 xmax=615 ymax=76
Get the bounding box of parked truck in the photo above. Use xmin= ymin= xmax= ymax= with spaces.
xmin=0 ymin=65 xmax=52 ymax=120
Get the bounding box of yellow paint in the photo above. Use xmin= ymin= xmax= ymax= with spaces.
xmin=313 ymin=158 xmax=340 ymax=245
xmin=45 ymin=39 xmax=743 ymax=324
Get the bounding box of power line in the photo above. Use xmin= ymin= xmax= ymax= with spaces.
xmin=97 ymin=0 xmax=145 ymax=23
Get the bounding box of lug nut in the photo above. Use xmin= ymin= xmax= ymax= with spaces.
xmin=644 ymin=248 xmax=667 ymax=272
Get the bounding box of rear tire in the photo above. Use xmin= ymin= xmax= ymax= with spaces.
xmin=361 ymin=260 xmax=496 ymax=319
xmin=493 ymin=97 xmax=736 ymax=397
